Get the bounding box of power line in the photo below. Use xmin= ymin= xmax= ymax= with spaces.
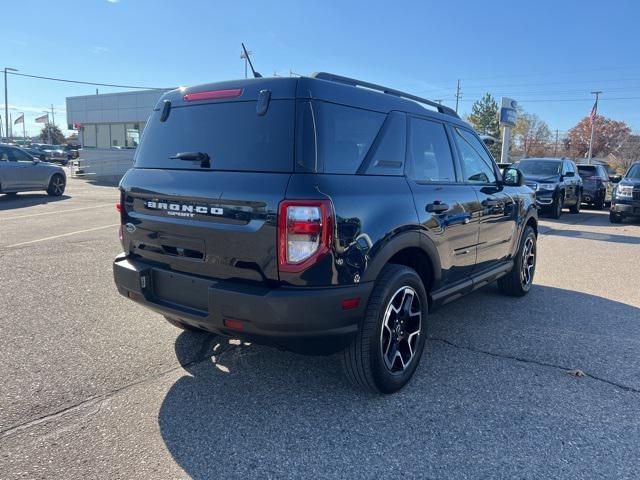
xmin=7 ymin=71 xmax=171 ymax=90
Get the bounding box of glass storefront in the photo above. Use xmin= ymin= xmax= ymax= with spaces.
xmin=82 ymin=123 xmax=143 ymax=149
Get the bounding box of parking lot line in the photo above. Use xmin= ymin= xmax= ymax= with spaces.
xmin=0 ymin=203 xmax=115 ymax=221
xmin=3 ymin=224 xmax=119 ymax=248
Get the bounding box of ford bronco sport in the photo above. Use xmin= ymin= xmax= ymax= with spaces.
xmin=113 ymin=73 xmax=538 ymax=394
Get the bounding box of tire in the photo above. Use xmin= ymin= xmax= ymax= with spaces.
xmin=164 ymin=316 xmax=209 ymax=333
xmin=569 ymin=191 xmax=581 ymax=214
xmin=498 ymin=226 xmax=537 ymax=297
xmin=609 ymin=212 xmax=623 ymax=224
xmin=549 ymin=192 xmax=563 ymax=219
xmin=341 ymin=264 xmax=428 ymax=394
xmin=46 ymin=174 xmax=66 ymax=196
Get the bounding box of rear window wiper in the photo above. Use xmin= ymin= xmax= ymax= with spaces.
xmin=170 ymin=151 xmax=210 ymax=168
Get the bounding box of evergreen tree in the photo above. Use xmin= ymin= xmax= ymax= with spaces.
xmin=467 ymin=93 xmax=501 ymax=158
xmin=39 ymin=123 xmax=66 ymax=144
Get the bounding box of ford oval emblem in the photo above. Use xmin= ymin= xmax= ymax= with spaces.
xmin=125 ymin=223 xmax=136 ymax=233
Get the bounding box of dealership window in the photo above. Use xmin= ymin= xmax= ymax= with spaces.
xmin=111 ymin=124 xmax=126 ymax=148
xmin=97 ymin=124 xmax=110 ymax=149
xmin=83 ymin=125 xmax=97 ymax=148
xmin=125 ymin=123 xmax=141 ymax=148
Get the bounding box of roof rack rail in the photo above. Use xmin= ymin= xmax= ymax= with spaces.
xmin=311 ymin=72 xmax=460 ymax=118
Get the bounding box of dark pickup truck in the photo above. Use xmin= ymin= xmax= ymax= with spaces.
xmin=113 ymin=73 xmax=538 ymax=393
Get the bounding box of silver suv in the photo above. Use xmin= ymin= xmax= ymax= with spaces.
xmin=0 ymin=145 xmax=66 ymax=196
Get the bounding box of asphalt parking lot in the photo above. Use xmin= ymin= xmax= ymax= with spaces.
xmin=1 ymin=178 xmax=639 ymax=479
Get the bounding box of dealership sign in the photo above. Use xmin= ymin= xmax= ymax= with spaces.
xmin=499 ymin=97 xmax=518 ymax=127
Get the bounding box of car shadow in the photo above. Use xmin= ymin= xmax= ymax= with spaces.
xmin=0 ymin=193 xmax=71 ymax=211
xmin=157 ymin=284 xmax=640 ymax=478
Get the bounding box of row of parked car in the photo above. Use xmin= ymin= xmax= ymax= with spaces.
xmin=496 ymin=157 xmax=636 ymax=223
xmin=17 ymin=143 xmax=80 ymax=165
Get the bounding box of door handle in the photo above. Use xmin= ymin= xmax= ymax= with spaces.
xmin=426 ymin=201 xmax=449 ymax=213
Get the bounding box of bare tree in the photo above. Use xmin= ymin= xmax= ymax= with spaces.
xmin=614 ymin=134 xmax=640 ymax=172
xmin=512 ymin=112 xmax=552 ymax=157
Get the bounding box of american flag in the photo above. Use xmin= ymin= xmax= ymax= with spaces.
xmin=35 ymin=114 xmax=48 ymax=123
xmin=589 ymin=99 xmax=598 ymax=124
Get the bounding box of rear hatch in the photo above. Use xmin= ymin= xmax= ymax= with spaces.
xmin=120 ymin=78 xmax=298 ymax=284
xmin=577 ymin=165 xmax=599 ymax=190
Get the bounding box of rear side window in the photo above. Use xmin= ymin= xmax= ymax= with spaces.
xmin=578 ymin=165 xmax=596 ymax=177
xmin=408 ymin=117 xmax=456 ymax=182
xmin=134 ymin=100 xmax=295 ymax=172
xmin=314 ymin=102 xmax=385 ymax=174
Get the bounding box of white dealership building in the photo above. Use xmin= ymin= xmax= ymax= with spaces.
xmin=65 ymin=88 xmax=172 ymax=179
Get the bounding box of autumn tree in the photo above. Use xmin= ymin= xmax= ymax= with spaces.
xmin=39 ymin=123 xmax=65 ymax=144
xmin=512 ymin=112 xmax=551 ymax=157
xmin=614 ymin=134 xmax=640 ymax=172
xmin=567 ymin=116 xmax=630 ymax=158
xmin=467 ymin=93 xmax=501 ymax=158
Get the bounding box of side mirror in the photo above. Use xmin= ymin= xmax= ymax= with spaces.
xmin=503 ymin=167 xmax=525 ymax=187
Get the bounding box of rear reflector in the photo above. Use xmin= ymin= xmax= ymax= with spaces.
xmin=341 ymin=298 xmax=360 ymax=310
xmin=223 ymin=318 xmax=244 ymax=330
xmin=183 ymin=89 xmax=242 ymax=102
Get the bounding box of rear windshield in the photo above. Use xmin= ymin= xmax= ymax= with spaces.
xmin=134 ymin=100 xmax=295 ymax=172
xmin=577 ymin=166 xmax=597 ymax=177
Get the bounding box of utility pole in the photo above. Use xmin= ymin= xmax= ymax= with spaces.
xmin=554 ymin=129 xmax=559 ymax=157
xmin=587 ymin=91 xmax=602 ymax=165
xmin=51 ymin=104 xmax=55 ymax=127
xmin=240 ymin=48 xmax=253 ymax=79
xmin=454 ymin=79 xmax=461 ymax=113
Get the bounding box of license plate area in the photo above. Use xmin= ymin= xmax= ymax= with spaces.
xmin=152 ymin=269 xmax=210 ymax=313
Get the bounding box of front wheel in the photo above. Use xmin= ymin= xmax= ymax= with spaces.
xmin=46 ymin=173 xmax=66 ymax=196
xmin=569 ymin=191 xmax=581 ymax=214
xmin=549 ymin=193 xmax=563 ymax=219
xmin=498 ymin=226 xmax=537 ymax=297
xmin=341 ymin=264 xmax=428 ymax=394
xmin=609 ymin=212 xmax=623 ymax=224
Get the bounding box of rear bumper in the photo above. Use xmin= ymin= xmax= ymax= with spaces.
xmin=113 ymin=254 xmax=372 ymax=355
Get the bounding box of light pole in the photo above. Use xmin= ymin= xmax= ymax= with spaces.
xmin=4 ymin=67 xmax=18 ymax=142
xmin=587 ymin=91 xmax=602 ymax=165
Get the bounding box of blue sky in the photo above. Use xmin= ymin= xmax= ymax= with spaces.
xmin=2 ymin=0 xmax=639 ymax=137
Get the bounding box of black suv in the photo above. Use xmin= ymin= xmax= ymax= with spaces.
xmin=610 ymin=162 xmax=640 ymax=223
xmin=513 ymin=157 xmax=583 ymax=218
xmin=113 ymin=73 xmax=538 ymax=393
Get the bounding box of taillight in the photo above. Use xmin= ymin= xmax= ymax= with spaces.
xmin=183 ymin=89 xmax=242 ymax=102
xmin=278 ymin=200 xmax=333 ymax=273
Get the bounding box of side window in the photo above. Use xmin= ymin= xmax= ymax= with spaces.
xmin=315 ymin=101 xmax=385 ymax=174
xmin=408 ymin=117 xmax=456 ymax=182
xmin=10 ymin=148 xmax=32 ymax=162
xmin=453 ymin=128 xmax=497 ymax=184
xmin=0 ymin=148 xmax=12 ymax=161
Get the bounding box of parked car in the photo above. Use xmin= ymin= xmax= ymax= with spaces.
xmin=0 ymin=145 xmax=66 ymax=196
xmin=577 ymin=164 xmax=612 ymax=209
xmin=512 ymin=157 xmax=583 ymax=218
xmin=610 ymin=162 xmax=640 ymax=223
xmin=64 ymin=144 xmax=81 ymax=160
xmin=30 ymin=143 xmax=68 ymax=165
xmin=113 ymin=73 xmax=538 ymax=394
